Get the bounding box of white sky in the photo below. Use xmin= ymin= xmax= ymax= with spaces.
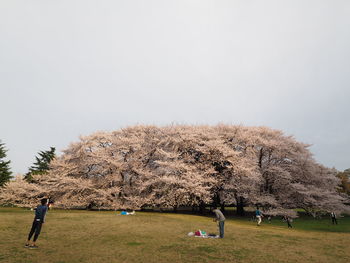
xmin=1 ymin=0 xmax=349 ymax=174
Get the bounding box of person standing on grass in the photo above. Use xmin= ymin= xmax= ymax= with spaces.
xmin=267 ymin=216 xmax=272 ymax=223
xmin=255 ymin=207 xmax=263 ymax=226
xmin=213 ymin=208 xmax=225 ymax=238
xmin=331 ymin=212 xmax=338 ymax=225
xmin=25 ymin=198 xmax=48 ymax=249
xmin=283 ymin=216 xmax=293 ymax=228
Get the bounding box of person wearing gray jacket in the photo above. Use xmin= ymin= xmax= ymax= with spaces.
xmin=213 ymin=208 xmax=226 ymax=238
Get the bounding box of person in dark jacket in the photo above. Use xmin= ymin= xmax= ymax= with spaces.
xmin=25 ymin=198 xmax=48 ymax=249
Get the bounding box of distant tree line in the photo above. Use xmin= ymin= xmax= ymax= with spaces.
xmin=0 ymin=126 xmax=349 ymax=217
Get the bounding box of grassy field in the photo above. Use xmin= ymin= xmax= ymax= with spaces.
xmin=0 ymin=207 xmax=349 ymax=263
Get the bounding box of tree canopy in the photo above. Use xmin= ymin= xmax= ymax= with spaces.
xmin=0 ymin=125 xmax=348 ymax=216
xmin=337 ymin=169 xmax=350 ymax=197
xmin=24 ymin=147 xmax=56 ymax=182
xmin=0 ymin=141 xmax=12 ymax=187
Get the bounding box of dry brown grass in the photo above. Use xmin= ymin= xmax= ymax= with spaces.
xmin=0 ymin=208 xmax=349 ymax=263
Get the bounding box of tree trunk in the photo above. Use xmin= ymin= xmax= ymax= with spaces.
xmin=199 ymin=202 xmax=205 ymax=214
xmin=213 ymin=192 xmax=221 ymax=208
xmin=259 ymin=148 xmax=263 ymax=168
xmin=236 ymin=196 xmax=245 ymax=216
xmin=221 ymin=203 xmax=226 ymax=213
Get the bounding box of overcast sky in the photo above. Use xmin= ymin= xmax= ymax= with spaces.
xmin=1 ymin=0 xmax=349 ymax=174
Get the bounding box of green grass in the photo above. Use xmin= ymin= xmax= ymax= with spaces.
xmin=0 ymin=207 xmax=349 ymax=263
xmin=229 ymin=212 xmax=350 ymax=233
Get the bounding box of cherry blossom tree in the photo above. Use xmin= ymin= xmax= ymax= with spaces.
xmin=1 ymin=125 xmax=348 ymax=216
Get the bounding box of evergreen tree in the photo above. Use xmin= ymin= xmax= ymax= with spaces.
xmin=0 ymin=141 xmax=12 ymax=187
xmin=25 ymin=147 xmax=56 ymax=182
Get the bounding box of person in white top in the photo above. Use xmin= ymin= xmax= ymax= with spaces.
xmin=331 ymin=212 xmax=337 ymax=225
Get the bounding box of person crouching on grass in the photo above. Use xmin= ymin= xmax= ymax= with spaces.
xmin=213 ymin=208 xmax=225 ymax=238
xmin=25 ymin=198 xmax=48 ymax=249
